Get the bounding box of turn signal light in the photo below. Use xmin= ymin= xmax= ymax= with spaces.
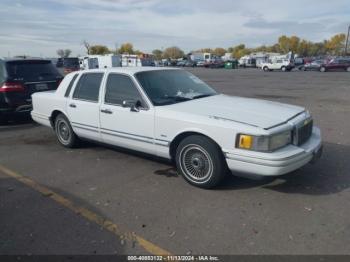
xmin=238 ymin=135 xmax=253 ymax=149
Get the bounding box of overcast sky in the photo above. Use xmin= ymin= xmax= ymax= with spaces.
xmin=0 ymin=0 xmax=349 ymax=57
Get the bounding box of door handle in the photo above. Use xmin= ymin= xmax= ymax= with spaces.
xmin=101 ymin=109 xmax=113 ymax=114
xmin=69 ymin=103 xmax=76 ymax=108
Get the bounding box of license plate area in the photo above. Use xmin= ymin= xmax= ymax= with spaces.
xmin=35 ymin=83 xmax=48 ymax=91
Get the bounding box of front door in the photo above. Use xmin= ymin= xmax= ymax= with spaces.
xmin=67 ymin=72 xmax=104 ymax=141
xmin=99 ymin=73 xmax=155 ymax=155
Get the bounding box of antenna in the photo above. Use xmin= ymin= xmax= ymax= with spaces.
xmin=345 ymin=25 xmax=350 ymax=56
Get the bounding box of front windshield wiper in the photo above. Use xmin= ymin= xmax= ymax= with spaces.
xmin=165 ymin=96 xmax=192 ymax=102
xmin=192 ymin=94 xmax=215 ymax=100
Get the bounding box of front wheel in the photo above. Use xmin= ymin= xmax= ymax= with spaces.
xmin=263 ymin=66 xmax=269 ymax=72
xmin=54 ymin=114 xmax=79 ymax=148
xmin=320 ymin=67 xmax=326 ymax=72
xmin=347 ymin=67 xmax=350 ymax=72
xmin=176 ymin=135 xmax=227 ymax=189
xmin=281 ymin=66 xmax=287 ymax=72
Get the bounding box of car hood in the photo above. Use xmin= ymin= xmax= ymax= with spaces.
xmin=164 ymin=94 xmax=305 ymax=129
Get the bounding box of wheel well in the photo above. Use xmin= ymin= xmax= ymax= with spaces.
xmin=50 ymin=110 xmax=64 ymax=128
xmin=169 ymin=132 xmax=223 ymax=162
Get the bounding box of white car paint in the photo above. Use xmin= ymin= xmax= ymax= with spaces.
xmin=261 ymin=58 xmax=293 ymax=71
xmin=31 ymin=67 xmax=322 ymax=178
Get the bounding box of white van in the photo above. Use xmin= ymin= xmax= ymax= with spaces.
xmin=261 ymin=57 xmax=294 ymax=72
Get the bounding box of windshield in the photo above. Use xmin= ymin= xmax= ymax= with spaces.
xmin=6 ymin=60 xmax=62 ymax=82
xmin=135 ymin=70 xmax=217 ymax=106
xmin=63 ymin=58 xmax=79 ymax=68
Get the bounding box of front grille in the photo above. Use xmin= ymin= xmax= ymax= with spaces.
xmin=295 ymin=119 xmax=313 ymax=146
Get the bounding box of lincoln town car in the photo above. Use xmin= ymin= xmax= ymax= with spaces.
xmin=31 ymin=68 xmax=322 ymax=188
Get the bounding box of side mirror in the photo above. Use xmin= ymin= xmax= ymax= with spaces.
xmin=122 ymin=100 xmax=142 ymax=112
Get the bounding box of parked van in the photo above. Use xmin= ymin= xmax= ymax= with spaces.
xmin=261 ymin=56 xmax=294 ymax=72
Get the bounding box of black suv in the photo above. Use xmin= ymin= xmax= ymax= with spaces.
xmin=0 ymin=58 xmax=63 ymax=122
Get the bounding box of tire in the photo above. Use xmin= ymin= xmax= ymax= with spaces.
xmin=263 ymin=66 xmax=269 ymax=72
xmin=281 ymin=66 xmax=286 ymax=72
xmin=347 ymin=67 xmax=350 ymax=72
xmin=54 ymin=113 xmax=79 ymax=148
xmin=175 ymin=135 xmax=227 ymax=189
xmin=320 ymin=67 xmax=326 ymax=72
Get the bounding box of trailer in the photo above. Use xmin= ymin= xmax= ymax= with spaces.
xmin=79 ymin=54 xmax=121 ymax=70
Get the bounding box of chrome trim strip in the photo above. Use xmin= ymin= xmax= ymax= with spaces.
xmin=31 ymin=112 xmax=49 ymax=119
xmin=223 ymin=150 xmax=305 ymax=162
xmin=33 ymin=115 xmax=49 ymax=121
xmin=209 ymin=115 xmax=260 ymax=128
xmin=71 ymin=122 xmax=170 ymax=146
xmin=225 ymin=152 xmax=310 ymax=167
xmin=101 ymin=127 xmax=153 ymax=140
xmin=265 ymin=111 xmax=306 ymax=130
xmin=101 ymin=130 xmax=169 ymax=147
xmin=71 ymin=122 xmax=99 ymax=129
xmin=25 ymin=81 xmax=57 ymax=84
xmin=72 ymin=125 xmax=99 ymax=133
xmin=101 ymin=130 xmax=152 ymax=144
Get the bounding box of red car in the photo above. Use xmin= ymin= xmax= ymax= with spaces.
xmin=320 ymin=58 xmax=350 ymax=72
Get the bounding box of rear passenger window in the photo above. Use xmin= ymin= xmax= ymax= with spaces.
xmin=64 ymin=74 xmax=78 ymax=97
xmin=105 ymin=74 xmax=144 ymax=106
xmin=73 ymin=73 xmax=103 ymax=102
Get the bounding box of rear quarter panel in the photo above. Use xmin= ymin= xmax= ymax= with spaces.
xmin=30 ymin=72 xmax=78 ymax=126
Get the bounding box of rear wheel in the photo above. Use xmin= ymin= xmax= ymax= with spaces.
xmin=263 ymin=66 xmax=269 ymax=72
xmin=347 ymin=67 xmax=350 ymax=72
xmin=54 ymin=114 xmax=79 ymax=148
xmin=281 ymin=66 xmax=287 ymax=72
xmin=175 ymin=135 xmax=227 ymax=189
xmin=320 ymin=67 xmax=326 ymax=72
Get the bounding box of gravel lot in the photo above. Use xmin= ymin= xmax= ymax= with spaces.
xmin=1 ymin=68 xmax=350 ymax=255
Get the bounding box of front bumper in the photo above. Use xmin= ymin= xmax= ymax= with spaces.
xmin=225 ymin=127 xmax=322 ymax=176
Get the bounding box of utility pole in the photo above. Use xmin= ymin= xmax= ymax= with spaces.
xmin=345 ymin=25 xmax=350 ymax=56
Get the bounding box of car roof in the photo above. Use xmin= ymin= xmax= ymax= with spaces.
xmin=78 ymin=67 xmax=182 ymax=75
xmin=3 ymin=58 xmax=50 ymax=63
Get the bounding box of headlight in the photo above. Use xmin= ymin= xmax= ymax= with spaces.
xmin=236 ymin=130 xmax=292 ymax=152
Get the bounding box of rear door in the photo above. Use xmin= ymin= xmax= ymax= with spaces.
xmin=67 ymin=72 xmax=104 ymax=141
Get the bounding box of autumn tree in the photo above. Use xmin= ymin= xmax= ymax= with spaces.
xmin=152 ymin=49 xmax=163 ymax=60
xmin=325 ymin=34 xmax=346 ymax=55
xmin=162 ymin=46 xmax=185 ymax=59
xmin=278 ymin=35 xmax=291 ymax=53
xmin=297 ymin=40 xmax=311 ymax=57
xmin=231 ymin=44 xmax=250 ymax=59
xmin=118 ymin=43 xmax=134 ymax=54
xmin=213 ymin=47 xmax=227 ymax=57
xmin=56 ymin=49 xmax=72 ymax=58
xmin=134 ymin=50 xmax=143 ymax=56
xmin=198 ymin=48 xmax=213 ymax=53
xmin=89 ymin=45 xmax=110 ymax=55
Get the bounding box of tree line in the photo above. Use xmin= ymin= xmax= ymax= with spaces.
xmin=57 ymin=34 xmax=348 ymax=59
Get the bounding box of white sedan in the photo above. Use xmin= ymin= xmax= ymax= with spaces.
xmin=31 ymin=68 xmax=322 ymax=188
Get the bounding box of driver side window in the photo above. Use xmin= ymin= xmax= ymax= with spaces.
xmin=105 ymin=73 xmax=145 ymax=107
